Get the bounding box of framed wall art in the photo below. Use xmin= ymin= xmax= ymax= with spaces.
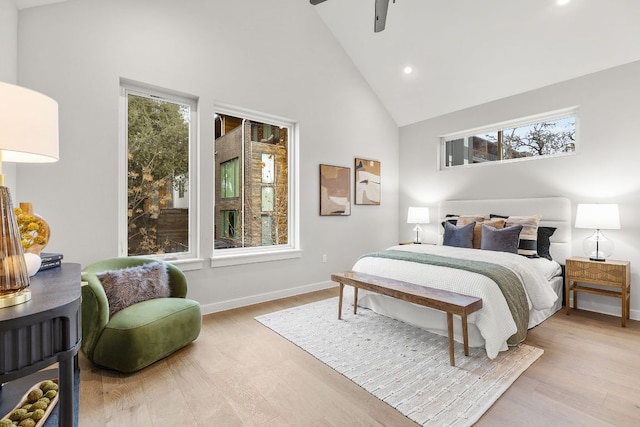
xmin=319 ymin=164 xmax=351 ymax=216
xmin=354 ymin=158 xmax=381 ymax=205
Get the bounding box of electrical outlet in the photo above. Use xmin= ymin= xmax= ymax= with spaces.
xmin=322 ymin=254 xmax=327 ymax=263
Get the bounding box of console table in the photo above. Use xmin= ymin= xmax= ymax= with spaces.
xmin=0 ymin=263 xmax=81 ymax=426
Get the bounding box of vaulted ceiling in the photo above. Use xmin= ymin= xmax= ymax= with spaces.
xmin=16 ymin=0 xmax=640 ymax=127
xmin=312 ymin=0 xmax=640 ymax=126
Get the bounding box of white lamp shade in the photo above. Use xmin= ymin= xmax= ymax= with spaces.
xmin=407 ymin=207 xmax=430 ymax=224
xmin=0 ymin=83 xmax=59 ymax=307
xmin=575 ymin=204 xmax=620 ymax=230
xmin=0 ymin=81 xmax=59 ymax=163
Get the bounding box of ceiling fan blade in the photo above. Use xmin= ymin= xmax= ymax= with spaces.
xmin=374 ymin=0 xmax=389 ymax=33
xmin=312 ymin=0 xmax=392 ymax=33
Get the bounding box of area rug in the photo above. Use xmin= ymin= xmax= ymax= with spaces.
xmin=256 ymin=297 xmax=543 ymax=427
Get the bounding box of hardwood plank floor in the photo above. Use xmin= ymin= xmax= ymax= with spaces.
xmin=78 ymin=288 xmax=640 ymax=426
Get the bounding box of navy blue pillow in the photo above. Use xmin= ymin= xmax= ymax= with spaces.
xmin=443 ymin=221 xmax=475 ymax=248
xmin=480 ymin=223 xmax=523 ymax=254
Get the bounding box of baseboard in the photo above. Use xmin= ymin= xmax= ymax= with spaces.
xmin=199 ymin=285 xmax=638 ymax=321
xmin=567 ymin=297 xmax=638 ymax=321
xmin=199 ymin=280 xmax=336 ymax=315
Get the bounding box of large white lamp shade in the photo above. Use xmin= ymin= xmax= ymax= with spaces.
xmin=0 ymin=82 xmax=59 ymax=164
xmin=0 ymin=82 xmax=59 ymax=308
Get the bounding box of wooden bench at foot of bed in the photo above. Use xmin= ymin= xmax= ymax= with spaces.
xmin=331 ymin=270 xmax=483 ymax=366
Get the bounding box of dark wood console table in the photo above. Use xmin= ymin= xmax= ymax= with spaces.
xmin=0 ymin=263 xmax=81 ymax=426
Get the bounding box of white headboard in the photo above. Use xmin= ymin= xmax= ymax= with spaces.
xmin=438 ymin=197 xmax=572 ymax=264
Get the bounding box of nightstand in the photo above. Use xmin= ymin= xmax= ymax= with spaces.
xmin=565 ymin=256 xmax=631 ymax=327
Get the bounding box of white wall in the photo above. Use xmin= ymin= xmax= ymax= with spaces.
xmin=0 ymin=0 xmax=17 ymax=83
xmin=0 ymin=0 xmax=18 ymax=192
xmin=400 ymin=61 xmax=640 ymax=320
xmin=15 ymin=0 xmax=400 ymax=312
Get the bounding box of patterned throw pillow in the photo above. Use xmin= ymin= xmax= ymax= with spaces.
xmin=97 ymin=262 xmax=171 ymax=316
xmin=504 ymin=214 xmax=542 ymax=257
xmin=480 ymin=224 xmax=523 ymax=254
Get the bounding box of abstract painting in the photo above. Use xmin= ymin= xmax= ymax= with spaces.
xmin=354 ymin=158 xmax=381 ymax=205
xmin=319 ymin=164 xmax=351 ymax=216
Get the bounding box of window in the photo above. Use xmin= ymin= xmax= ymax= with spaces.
xmin=120 ymin=81 xmax=197 ymax=261
xmin=442 ymin=108 xmax=577 ymax=168
xmin=221 ymin=210 xmax=238 ymax=238
xmin=213 ymin=106 xmax=299 ymax=263
xmin=261 ymin=214 xmax=273 ymax=245
xmin=220 ymin=158 xmax=239 ymax=198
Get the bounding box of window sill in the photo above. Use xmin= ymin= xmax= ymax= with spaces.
xmin=210 ymin=248 xmax=303 ymax=268
xmin=165 ymin=258 xmax=205 ymax=272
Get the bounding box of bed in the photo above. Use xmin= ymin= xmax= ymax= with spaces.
xmin=346 ymin=197 xmax=571 ymax=359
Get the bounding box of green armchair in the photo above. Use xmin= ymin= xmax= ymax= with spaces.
xmin=81 ymin=258 xmax=202 ymax=373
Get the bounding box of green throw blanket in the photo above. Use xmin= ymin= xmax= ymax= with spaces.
xmin=359 ymin=250 xmax=529 ymax=344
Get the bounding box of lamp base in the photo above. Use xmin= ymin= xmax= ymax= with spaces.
xmin=583 ymin=229 xmax=614 ymax=263
xmin=0 ymin=288 xmax=31 ymax=308
xmin=412 ymin=224 xmax=423 ymax=245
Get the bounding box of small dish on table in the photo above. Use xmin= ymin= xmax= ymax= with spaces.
xmin=0 ymin=378 xmax=59 ymax=427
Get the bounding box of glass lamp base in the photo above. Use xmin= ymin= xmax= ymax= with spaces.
xmin=583 ymin=229 xmax=614 ymax=262
xmin=0 ymin=288 xmax=31 ymax=308
xmin=0 ymin=185 xmax=31 ymax=305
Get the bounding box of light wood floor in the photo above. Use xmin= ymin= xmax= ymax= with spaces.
xmin=78 ymin=288 xmax=640 ymax=426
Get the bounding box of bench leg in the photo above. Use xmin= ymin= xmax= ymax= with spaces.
xmin=353 ymin=287 xmax=358 ymax=315
xmin=447 ymin=312 xmax=455 ymax=366
xmin=461 ymin=314 xmax=469 ymax=356
xmin=338 ymin=283 xmax=344 ymax=320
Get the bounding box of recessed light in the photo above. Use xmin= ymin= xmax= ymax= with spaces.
xmin=557 ymin=0 xmax=570 ymax=5
xmin=403 ymin=66 xmax=413 ymax=75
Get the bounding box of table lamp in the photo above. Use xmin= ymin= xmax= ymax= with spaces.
xmin=0 ymin=82 xmax=59 ymax=308
xmin=407 ymin=207 xmax=430 ymax=244
xmin=574 ymin=203 xmax=620 ymax=262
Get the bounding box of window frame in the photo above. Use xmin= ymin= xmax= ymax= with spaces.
xmin=211 ymin=104 xmax=301 ymax=267
xmin=439 ymin=107 xmax=579 ymax=170
xmin=119 ymin=80 xmax=201 ymax=269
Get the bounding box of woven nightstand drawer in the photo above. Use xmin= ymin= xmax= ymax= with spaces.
xmin=566 ymin=258 xmax=630 ymax=286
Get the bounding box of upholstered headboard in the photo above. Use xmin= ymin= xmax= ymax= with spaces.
xmin=438 ymin=197 xmax=572 ymax=264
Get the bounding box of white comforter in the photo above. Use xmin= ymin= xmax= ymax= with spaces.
xmin=351 ymin=244 xmax=560 ymax=359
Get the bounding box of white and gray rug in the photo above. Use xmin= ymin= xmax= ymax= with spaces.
xmin=256 ymin=297 xmax=543 ymax=427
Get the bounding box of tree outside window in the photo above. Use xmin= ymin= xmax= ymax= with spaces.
xmin=443 ymin=112 xmax=577 ymax=168
xmin=126 ymin=92 xmax=191 ymax=256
